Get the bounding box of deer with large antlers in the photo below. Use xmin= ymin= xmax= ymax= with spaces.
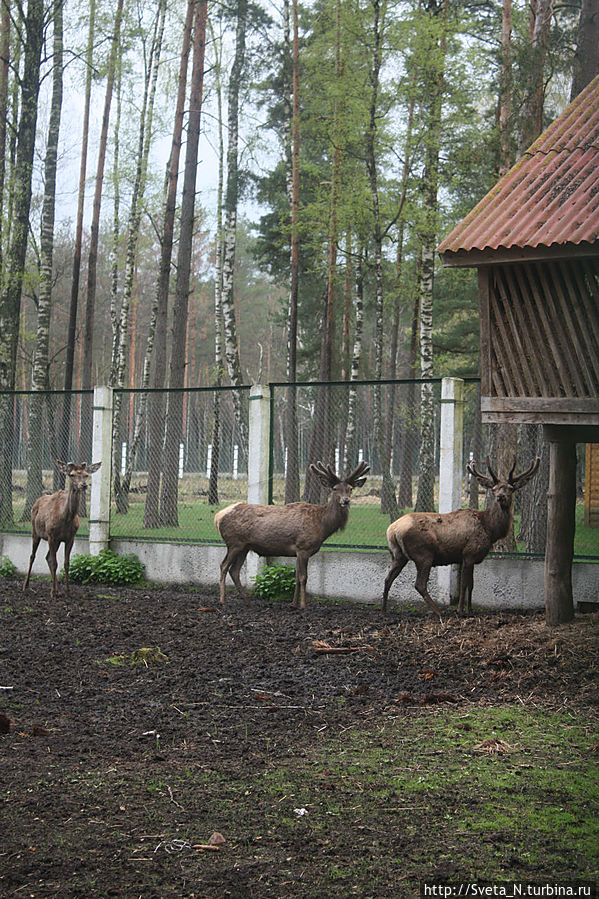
xmin=24 ymin=460 xmax=101 ymax=598
xmin=214 ymin=460 xmax=370 ymax=609
xmin=382 ymin=457 xmax=540 ymax=618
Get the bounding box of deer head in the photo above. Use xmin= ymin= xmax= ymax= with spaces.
xmin=309 ymin=460 xmax=370 ymax=506
xmin=467 ymin=456 xmax=540 ymax=510
xmin=56 ymin=460 xmax=102 ymax=497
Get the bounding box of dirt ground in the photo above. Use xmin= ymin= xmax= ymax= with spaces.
xmin=1 ymin=578 xmax=598 ymax=898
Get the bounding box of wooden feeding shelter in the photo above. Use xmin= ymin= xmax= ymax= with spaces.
xmin=437 ymin=75 xmax=599 ymax=625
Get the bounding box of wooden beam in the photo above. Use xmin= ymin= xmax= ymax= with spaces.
xmin=544 ymin=428 xmax=576 ymax=625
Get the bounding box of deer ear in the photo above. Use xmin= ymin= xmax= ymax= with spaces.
xmin=55 ymin=459 xmax=69 ymax=475
xmin=86 ymin=462 xmax=102 ymax=474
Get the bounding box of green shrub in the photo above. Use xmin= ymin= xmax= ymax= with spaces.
xmin=253 ymin=563 xmax=296 ymax=600
xmin=69 ymin=549 xmax=145 ymax=586
xmin=0 ymin=555 xmax=17 ymax=578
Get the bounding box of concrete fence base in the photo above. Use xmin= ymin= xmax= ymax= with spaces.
xmin=4 ymin=531 xmax=596 ymax=612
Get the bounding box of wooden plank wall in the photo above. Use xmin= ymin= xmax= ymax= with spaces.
xmin=585 ymin=443 xmax=599 ymax=528
xmin=488 ymin=259 xmax=599 ymax=400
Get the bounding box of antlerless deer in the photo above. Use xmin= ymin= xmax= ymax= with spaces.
xmin=24 ymin=460 xmax=101 ymax=598
xmin=215 ymin=461 xmax=369 ymax=609
xmin=383 ymin=457 xmax=540 ymax=617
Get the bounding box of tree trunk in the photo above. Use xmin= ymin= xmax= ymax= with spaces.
xmin=0 ymin=0 xmax=11 ymax=271
xmin=61 ymin=0 xmax=95 ymax=472
xmin=81 ymin=0 xmax=124 ymax=399
xmin=284 ymin=0 xmax=301 ymax=503
xmin=160 ymin=0 xmax=208 ymax=526
xmin=498 ymin=0 xmax=512 ymax=174
xmin=144 ymin=0 xmax=195 ymax=529
xmin=220 ymin=0 xmax=249 ymax=456
xmin=518 ymin=0 xmax=554 ymax=155
xmin=24 ymin=0 xmax=63 ymax=519
xmin=208 ymin=13 xmax=225 ymax=507
xmin=0 ymin=0 xmax=44 ymax=526
xmin=414 ymin=0 xmax=448 ymax=513
xmin=343 ymin=247 xmax=364 ymax=471
xmin=544 ymin=432 xmax=576 ymax=624
xmin=366 ymin=0 xmax=397 ymax=519
xmin=112 ymin=0 xmax=166 ymax=514
xmin=570 ymin=0 xmax=599 ymax=100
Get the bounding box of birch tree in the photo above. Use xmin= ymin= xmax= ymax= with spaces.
xmin=414 ymin=0 xmax=448 ymax=513
xmin=220 ymin=0 xmax=249 ymax=454
xmin=24 ymin=0 xmax=63 ymax=517
xmin=0 ymin=0 xmax=45 ymax=526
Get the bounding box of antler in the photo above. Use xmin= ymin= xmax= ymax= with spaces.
xmin=509 ymin=456 xmax=540 ymax=489
xmin=309 ymin=461 xmax=341 ymax=487
xmin=345 ymin=460 xmax=370 ymax=487
xmin=467 ymin=458 xmax=495 ymax=489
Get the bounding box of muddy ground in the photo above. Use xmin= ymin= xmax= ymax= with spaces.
xmin=1 ymin=579 xmax=597 ymax=897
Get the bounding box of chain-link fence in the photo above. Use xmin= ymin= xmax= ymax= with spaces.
xmin=0 ymin=390 xmax=93 ymax=532
xmin=1 ymin=382 xmax=598 ymax=561
xmin=109 ymin=387 xmax=250 ymax=542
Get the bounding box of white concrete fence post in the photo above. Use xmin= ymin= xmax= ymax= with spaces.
xmin=89 ymin=386 xmax=113 ymax=557
xmin=437 ymin=377 xmax=464 ymax=605
xmin=245 ymin=384 xmax=272 ymax=584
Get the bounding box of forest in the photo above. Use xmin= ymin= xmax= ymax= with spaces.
xmin=0 ymin=0 xmax=596 ymax=526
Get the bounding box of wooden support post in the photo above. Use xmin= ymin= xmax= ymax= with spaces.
xmin=544 ymin=427 xmax=576 ymax=625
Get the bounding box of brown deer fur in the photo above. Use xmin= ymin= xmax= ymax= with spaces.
xmin=215 ymin=461 xmax=369 ymax=610
xmin=383 ymin=457 xmax=540 ymax=618
xmin=24 ymin=460 xmax=101 ymax=598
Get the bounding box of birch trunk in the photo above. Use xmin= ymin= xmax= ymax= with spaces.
xmin=0 ymin=0 xmax=44 ymax=526
xmin=414 ymin=0 xmax=447 ymax=513
xmin=220 ymin=0 xmax=249 ymax=456
xmin=24 ymin=0 xmax=63 ymax=519
xmin=343 ymin=249 xmax=364 ymax=471
xmin=0 ymin=0 xmax=10 ymax=270
xmin=209 ymin=16 xmax=225 ymax=506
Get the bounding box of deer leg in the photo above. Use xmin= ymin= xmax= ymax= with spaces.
xmin=228 ymin=549 xmax=249 ymax=600
xmin=459 ymin=562 xmax=474 ymax=616
xmin=24 ymin=536 xmax=41 ymax=591
xmin=64 ymin=539 xmax=74 ymax=597
xmin=382 ymin=552 xmax=409 ymax=612
xmin=414 ymin=561 xmax=442 ymax=619
xmin=46 ymin=542 xmax=59 ymax=599
xmin=219 ymin=547 xmax=248 ymax=604
xmin=294 ymin=553 xmax=309 ymax=610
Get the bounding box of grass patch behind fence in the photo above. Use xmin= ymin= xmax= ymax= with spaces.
xmin=4 ymin=479 xmax=599 ymax=558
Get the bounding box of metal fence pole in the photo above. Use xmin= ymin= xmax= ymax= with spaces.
xmin=89 ymin=386 xmax=113 ymax=556
xmin=437 ymin=377 xmax=464 ymax=604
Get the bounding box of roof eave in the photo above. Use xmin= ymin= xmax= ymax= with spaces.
xmin=438 ymin=241 xmax=599 ymax=268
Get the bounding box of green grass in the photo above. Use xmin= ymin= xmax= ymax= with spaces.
xmin=30 ymin=704 xmax=597 ymax=894
xmin=4 ymin=487 xmax=599 ymax=558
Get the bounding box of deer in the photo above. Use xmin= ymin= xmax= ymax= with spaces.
xmin=382 ymin=456 xmax=540 ymax=618
xmin=23 ymin=460 xmax=102 ymax=598
xmin=214 ymin=460 xmax=370 ymax=610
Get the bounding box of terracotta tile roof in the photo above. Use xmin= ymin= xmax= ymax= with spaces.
xmin=437 ymin=75 xmax=599 ymax=259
